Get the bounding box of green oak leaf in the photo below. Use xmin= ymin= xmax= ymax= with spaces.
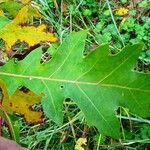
xmin=0 ymin=31 xmax=150 ymax=138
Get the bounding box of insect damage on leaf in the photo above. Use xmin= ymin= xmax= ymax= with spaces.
xmin=0 ymin=31 xmax=149 ymax=139
xmin=0 ymin=80 xmax=44 ymax=124
xmin=0 ymin=5 xmax=57 ymax=55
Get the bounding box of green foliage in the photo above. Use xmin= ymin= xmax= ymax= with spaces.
xmin=0 ymin=108 xmax=20 ymax=143
xmin=0 ymin=31 xmax=149 ymax=139
xmin=139 ymin=0 xmax=148 ymax=8
xmin=120 ymin=0 xmax=128 ymax=4
xmin=122 ymin=17 xmax=150 ymax=45
xmin=0 ymin=1 xmax=21 ymax=17
xmin=83 ymin=9 xmax=92 ymax=17
xmin=0 ymin=0 xmax=149 ymax=148
xmin=36 ymin=0 xmax=150 ymax=64
xmin=0 ymin=16 xmax=10 ymax=28
xmin=95 ymin=33 xmax=112 ymax=44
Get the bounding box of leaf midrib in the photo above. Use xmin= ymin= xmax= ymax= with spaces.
xmin=0 ymin=72 xmax=149 ymax=93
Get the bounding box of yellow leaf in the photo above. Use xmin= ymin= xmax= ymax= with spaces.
xmin=115 ymin=7 xmax=128 ymax=16
xmin=0 ymin=0 xmax=42 ymax=20
xmin=0 ymin=0 xmax=6 ymax=3
xmin=21 ymin=0 xmax=31 ymax=4
xmin=0 ymin=23 xmax=57 ymax=54
xmin=12 ymin=6 xmax=28 ymax=25
xmin=0 ymin=6 xmax=57 ymax=55
xmin=0 ymin=9 xmax=4 ymax=16
xmin=0 ymin=80 xmax=44 ymax=124
xmin=75 ymin=138 xmax=87 ymax=150
xmin=28 ymin=4 xmax=43 ymax=19
xmin=12 ymin=5 xmax=42 ymax=25
xmin=0 ymin=0 xmax=30 ymax=4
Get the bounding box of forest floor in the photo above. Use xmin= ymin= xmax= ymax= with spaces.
xmin=0 ymin=0 xmax=150 ymax=150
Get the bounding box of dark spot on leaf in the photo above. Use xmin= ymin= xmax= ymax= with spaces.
xmin=9 ymin=102 xmax=12 ymax=107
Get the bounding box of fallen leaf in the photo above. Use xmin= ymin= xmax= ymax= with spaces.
xmin=0 ymin=0 xmax=42 ymax=19
xmin=0 ymin=31 xmax=149 ymax=138
xmin=0 ymin=8 xmax=3 ymax=16
xmin=0 ymin=79 xmax=43 ymax=124
xmin=0 ymin=5 xmax=57 ymax=55
xmin=12 ymin=6 xmax=28 ymax=25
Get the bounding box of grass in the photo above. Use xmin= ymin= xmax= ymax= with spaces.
xmin=18 ymin=102 xmax=150 ymax=149
xmin=0 ymin=0 xmax=150 ymax=149
xmin=37 ymin=0 xmax=150 ymax=62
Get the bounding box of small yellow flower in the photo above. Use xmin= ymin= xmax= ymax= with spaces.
xmin=115 ymin=7 xmax=128 ymax=16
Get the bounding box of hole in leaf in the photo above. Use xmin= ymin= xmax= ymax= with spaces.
xmin=19 ymin=86 xmax=30 ymax=93
xmin=12 ymin=40 xmax=29 ymax=53
xmin=40 ymin=51 xmax=52 ymax=64
xmin=60 ymin=85 xmax=64 ymax=89
xmin=83 ymin=50 xmax=88 ymax=57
